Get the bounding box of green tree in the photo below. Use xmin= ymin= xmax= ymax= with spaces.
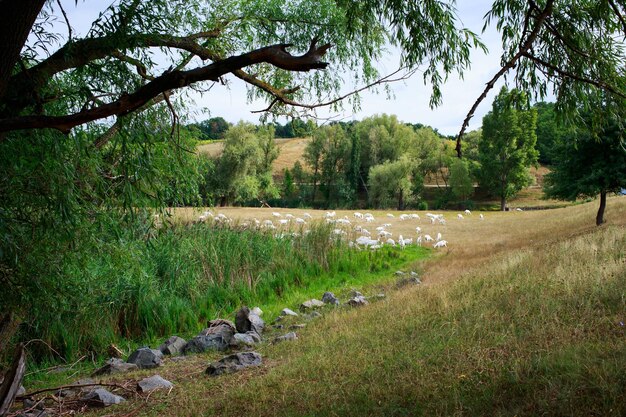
xmin=282 ymin=168 xmax=295 ymax=198
xmin=368 ymin=156 xmax=417 ymax=210
xmin=478 ymin=87 xmax=538 ymax=210
xmin=544 ymin=110 xmax=626 ymax=226
xmin=449 ymin=158 xmax=474 ymax=202
xmin=318 ymin=125 xmax=351 ymax=206
xmin=534 ymin=102 xmax=568 ymax=165
xmin=194 ymin=117 xmax=230 ymax=140
xmin=303 ymin=132 xmax=325 ymax=204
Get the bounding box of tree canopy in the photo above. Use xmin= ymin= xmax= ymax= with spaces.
xmin=544 ymin=106 xmax=626 ymax=225
xmin=478 ymin=87 xmax=538 ymax=210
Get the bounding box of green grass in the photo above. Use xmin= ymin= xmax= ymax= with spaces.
xmin=22 ymin=222 xmax=428 ymax=387
xmin=81 ymin=223 xmax=625 ymax=417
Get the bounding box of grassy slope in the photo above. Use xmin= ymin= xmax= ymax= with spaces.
xmin=83 ymin=197 xmax=625 ymax=417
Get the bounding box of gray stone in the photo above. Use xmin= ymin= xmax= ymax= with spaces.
xmin=80 ymin=388 xmax=125 ymax=407
xmin=230 ymin=332 xmax=261 ymax=347
xmin=299 ymin=299 xmax=325 ymax=312
xmin=280 ymin=308 xmax=299 ymax=317
xmin=136 ymin=375 xmax=173 ymax=393
xmin=303 ymin=311 xmax=323 ymax=320
xmin=251 ymin=306 xmax=263 ymax=316
xmin=206 ymin=352 xmax=262 ymax=376
xmin=183 ymin=334 xmax=231 ymax=354
xmin=235 ymin=306 xmax=265 ymax=334
xmin=200 ymin=319 xmax=237 ymax=336
xmin=16 ymin=385 xmax=26 ymax=396
xmin=184 ymin=319 xmax=237 ymax=354
xmin=349 ymin=290 xmax=363 ymax=298
xmin=127 ymin=348 xmax=162 ymax=369
xmin=395 ymin=276 xmax=421 ymax=288
xmin=395 ymin=270 xmax=406 ymax=276
xmin=347 ymin=295 xmax=369 ymax=307
xmin=158 ymin=336 xmax=187 ymax=356
xmin=91 ymin=358 xmax=138 ymax=376
xmin=321 ymin=291 xmax=340 ymax=305
xmin=274 ymin=332 xmax=298 ymax=343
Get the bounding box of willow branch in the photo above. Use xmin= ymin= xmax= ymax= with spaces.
xmin=522 ymin=52 xmax=626 ymax=98
xmin=455 ymin=0 xmax=554 ymax=157
xmin=0 ymin=39 xmax=331 ymax=134
xmin=242 ymin=67 xmax=417 ymax=113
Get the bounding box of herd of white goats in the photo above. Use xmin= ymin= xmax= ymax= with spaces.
xmin=195 ymin=209 xmax=487 ymax=250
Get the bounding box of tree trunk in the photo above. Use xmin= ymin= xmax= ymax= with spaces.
xmin=500 ymin=195 xmax=506 ymax=211
xmin=397 ymin=189 xmax=404 ymax=211
xmin=0 ymin=1 xmax=46 ymax=101
xmin=596 ymin=190 xmax=607 ymax=226
xmin=0 ymin=344 xmax=26 ymax=416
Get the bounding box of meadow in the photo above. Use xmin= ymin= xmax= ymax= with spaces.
xmin=21 ymin=196 xmax=625 ymax=416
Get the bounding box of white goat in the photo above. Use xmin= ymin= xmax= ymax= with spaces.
xmin=433 ymin=240 xmax=448 ymax=248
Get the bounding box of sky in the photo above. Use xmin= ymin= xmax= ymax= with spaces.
xmin=50 ymin=0 xmax=513 ymax=136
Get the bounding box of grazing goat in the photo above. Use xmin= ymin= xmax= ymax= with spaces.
xmin=433 ymin=240 xmax=447 ymax=248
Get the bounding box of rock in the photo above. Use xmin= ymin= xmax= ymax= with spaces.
xmin=347 ymin=295 xmax=368 ymax=307
xmin=299 ymin=299 xmax=325 ymax=312
xmin=321 ymin=291 xmax=339 ymax=305
xmin=158 ymin=336 xmax=187 ymax=356
xmin=373 ymin=293 xmax=386 ymax=300
xmin=349 ymin=290 xmax=363 ymax=298
xmin=127 ymin=348 xmax=163 ymax=369
xmin=230 ymin=332 xmax=261 ymax=347
xmin=302 ymin=311 xmax=323 ymax=320
xmin=206 ymin=352 xmax=262 ymax=376
xmin=201 ymin=319 xmax=237 ymax=336
xmin=289 ymin=324 xmax=306 ymax=330
xmin=137 ymin=375 xmax=173 ymax=393
xmin=274 ymin=332 xmax=298 ymax=343
xmin=184 ymin=319 xmax=237 ymax=354
xmin=251 ymin=306 xmax=263 ymax=316
xmin=80 ymin=388 xmax=125 ymax=407
xmin=395 ymin=270 xmax=406 ymax=276
xmin=395 ymin=276 xmax=421 ymax=288
xmin=183 ymin=334 xmax=232 ymax=354
xmin=91 ymin=358 xmax=138 ymax=376
xmin=280 ymin=308 xmax=299 ymax=317
xmin=410 ymin=271 xmax=419 ymax=277
xmin=235 ymin=306 xmax=265 ymax=334
xmin=16 ymin=385 xmax=26 ymax=396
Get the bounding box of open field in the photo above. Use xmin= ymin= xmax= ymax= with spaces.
xmin=21 ymin=198 xmax=625 ymax=416
xmin=172 ymin=195 xmax=625 ymax=285
xmin=73 ymin=197 xmax=626 ymax=416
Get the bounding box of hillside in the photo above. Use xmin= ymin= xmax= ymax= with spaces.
xmin=196 ymin=137 xmax=311 ymax=177
xmin=19 ymin=197 xmax=625 ymax=416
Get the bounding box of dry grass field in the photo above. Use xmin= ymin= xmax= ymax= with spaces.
xmin=79 ymin=196 xmax=626 ymax=416
xmin=171 ymin=196 xmax=625 ymax=286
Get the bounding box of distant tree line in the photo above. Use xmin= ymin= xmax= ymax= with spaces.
xmin=190 ymin=88 xmax=623 ymax=216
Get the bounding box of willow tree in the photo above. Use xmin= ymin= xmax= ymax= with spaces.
xmin=544 ymin=107 xmax=626 ymax=226
xmin=455 ymin=0 xmax=626 ymax=156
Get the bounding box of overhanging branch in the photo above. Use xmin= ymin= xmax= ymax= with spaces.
xmin=0 ymin=39 xmax=331 ymax=135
